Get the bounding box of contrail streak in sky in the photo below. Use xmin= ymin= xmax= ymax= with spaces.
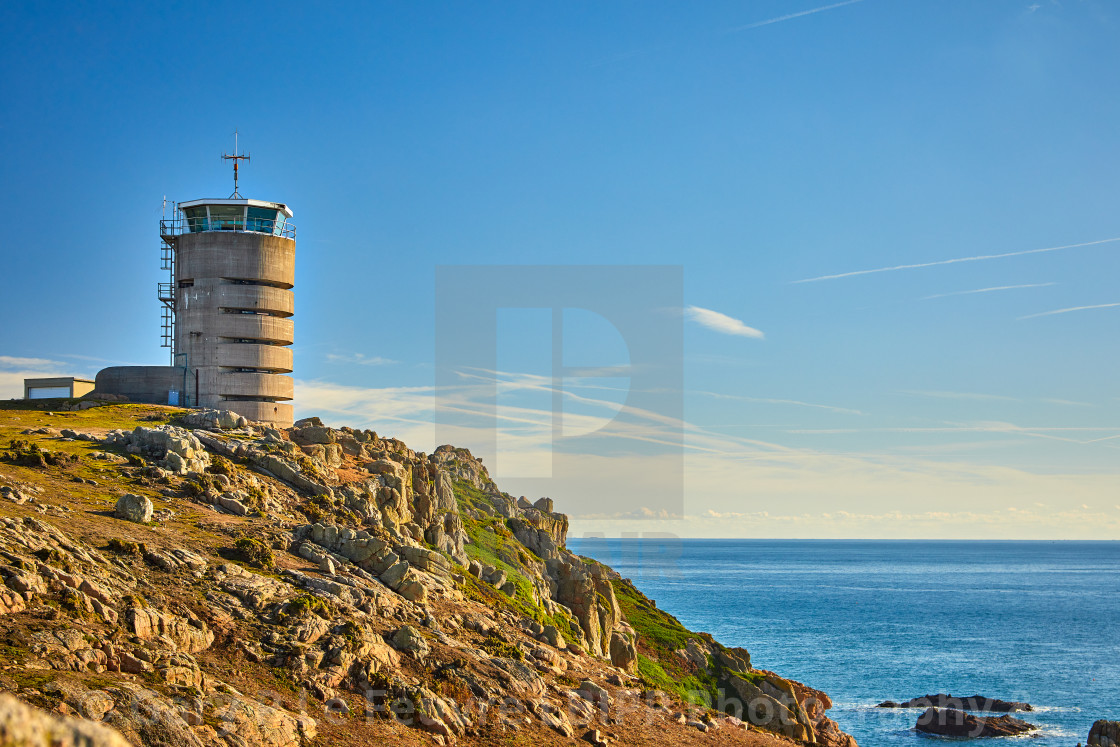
xmin=1019 ymin=302 xmax=1120 ymax=320
xmin=728 ymin=0 xmax=866 ymax=32
xmin=922 ymin=283 xmax=1055 ymax=300
xmin=794 ymin=237 xmax=1120 ymax=284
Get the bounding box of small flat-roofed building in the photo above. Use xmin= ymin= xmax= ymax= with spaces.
xmin=23 ymin=377 xmax=95 ymax=400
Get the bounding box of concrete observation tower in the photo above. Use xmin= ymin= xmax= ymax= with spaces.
xmin=95 ymin=142 xmax=297 ymax=426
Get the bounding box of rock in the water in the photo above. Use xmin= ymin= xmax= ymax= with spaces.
xmin=1089 ymin=720 xmax=1120 ymax=746
xmin=114 ymin=493 xmax=153 ymax=523
xmin=879 ymin=693 xmax=1032 ymax=712
xmin=915 ymin=707 xmax=1037 ymax=738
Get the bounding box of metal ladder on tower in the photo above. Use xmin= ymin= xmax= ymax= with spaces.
xmin=158 ymin=235 xmax=176 ymax=364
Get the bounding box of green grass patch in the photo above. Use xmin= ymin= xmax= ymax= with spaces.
xmin=613 ymin=578 xmax=727 ymax=705
xmin=453 ymin=481 xmax=582 ymax=640
xmin=612 ymin=578 xmax=695 ymax=652
xmin=730 ymin=669 xmax=766 ymax=686
xmin=0 ymin=402 xmax=183 ymax=431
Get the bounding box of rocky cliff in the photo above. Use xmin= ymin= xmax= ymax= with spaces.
xmin=0 ymin=401 xmax=857 ymax=747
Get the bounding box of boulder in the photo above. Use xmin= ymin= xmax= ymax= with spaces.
xmin=724 ymin=672 xmax=815 ymax=741
xmin=0 ymin=693 xmax=131 ymax=746
xmin=1089 ymin=720 xmax=1120 ymax=747
xmin=294 ymin=425 xmax=335 ymax=445
xmin=549 ymin=560 xmax=619 ymax=658
xmin=126 ymin=607 xmax=214 ymax=653
xmin=398 ymin=546 xmax=452 ymax=577
xmin=114 ymin=494 xmax=153 ymax=523
xmin=41 ymin=681 xmax=115 ymax=722
xmin=390 ymin=626 xmax=430 ymax=659
xmin=105 ymin=425 xmax=210 ymax=474
xmin=205 ymin=691 xmax=313 ymax=747
xmin=508 ymin=510 xmax=568 ymax=561
xmin=481 ymin=565 xmax=506 ymax=588
xmin=609 ymin=629 xmax=637 ymax=672
xmin=540 ymin=625 xmax=565 ymax=651
xmin=577 ymin=680 xmax=611 ymax=710
xmin=179 ymin=409 xmax=248 ymax=430
xmin=529 ymin=700 xmax=573 ymax=737
xmin=915 ymin=707 xmax=1037 ymax=738
xmin=105 ymin=686 xmax=205 ymax=747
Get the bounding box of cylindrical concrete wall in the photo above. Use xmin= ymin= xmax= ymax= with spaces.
xmin=174 ymin=229 xmax=295 ymax=426
xmin=217 ymin=344 xmax=293 ymax=372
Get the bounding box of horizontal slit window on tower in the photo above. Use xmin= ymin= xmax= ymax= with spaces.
xmin=222 ymin=338 xmax=283 ymax=345
xmin=178 ymin=279 xmax=194 ymax=288
xmin=221 ymin=395 xmax=282 ymax=402
xmin=220 ymin=308 xmax=271 ymax=316
xmin=223 ymin=278 xmax=289 ymax=289
xmin=220 ymin=308 xmax=288 ymax=318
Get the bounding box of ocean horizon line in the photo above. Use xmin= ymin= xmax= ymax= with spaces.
xmin=569 ymin=536 xmax=1120 ymax=543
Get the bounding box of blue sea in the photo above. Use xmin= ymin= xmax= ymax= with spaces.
xmin=570 ymin=539 xmax=1120 ymax=746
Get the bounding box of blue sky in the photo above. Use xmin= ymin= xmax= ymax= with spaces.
xmin=1 ymin=0 xmax=1118 ymax=537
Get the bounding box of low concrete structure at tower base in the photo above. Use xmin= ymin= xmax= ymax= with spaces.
xmin=93 ymin=365 xmax=293 ymax=426
xmin=94 ymin=366 xmax=188 ymax=406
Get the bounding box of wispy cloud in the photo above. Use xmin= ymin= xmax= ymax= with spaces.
xmin=922 ymin=282 xmax=1055 ymax=300
xmin=902 ymin=389 xmax=1019 ymax=402
xmin=794 ymin=237 xmax=1120 ymax=284
xmin=325 ymin=352 xmax=399 ymax=366
xmin=0 ymin=355 xmax=86 ymax=399
xmin=1018 ymin=302 xmax=1120 ymax=320
xmin=696 ymin=390 xmax=863 ymax=416
xmin=902 ymin=390 xmax=1093 ymax=408
xmin=0 ymin=356 xmax=64 ymax=369
xmin=294 ymin=370 xmax=1120 ymax=535
xmin=728 ymin=0 xmax=866 ymax=32
xmin=785 ymin=422 xmax=1120 ymax=447
xmin=685 ymin=306 xmax=764 ymax=339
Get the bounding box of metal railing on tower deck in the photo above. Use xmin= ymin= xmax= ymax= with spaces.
xmin=159 ymin=215 xmax=296 ymax=239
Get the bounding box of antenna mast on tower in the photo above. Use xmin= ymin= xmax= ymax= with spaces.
xmin=222 ymin=130 xmax=250 ymax=198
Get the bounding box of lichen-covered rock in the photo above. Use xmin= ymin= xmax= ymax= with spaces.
xmin=103 ymin=425 xmax=210 ymax=474
xmin=43 ymin=681 xmax=115 ymax=722
xmin=723 ymin=671 xmax=816 ymax=742
xmin=252 ymin=453 xmax=333 ymax=498
xmin=208 ymin=691 xmax=314 ymax=747
xmin=0 ymin=693 xmax=131 ymax=746
xmin=126 ymin=606 xmax=214 ymax=653
xmin=114 ymin=493 xmax=153 ymax=523
xmin=508 ymin=509 xmax=568 ymax=561
xmin=390 ymin=625 xmax=430 ymax=659
xmin=105 ymin=685 xmax=205 ymax=747
xmin=549 ymin=559 xmax=620 ymax=659
xmin=179 ymin=408 xmax=248 ymax=430
xmin=609 ymin=628 xmax=637 ymax=672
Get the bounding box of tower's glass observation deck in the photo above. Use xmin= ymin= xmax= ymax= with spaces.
xmin=161 ymin=198 xmax=295 ymax=238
